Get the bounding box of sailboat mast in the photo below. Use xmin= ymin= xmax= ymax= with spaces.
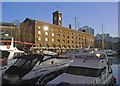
xmin=75 ymin=17 xmax=76 ymax=30
xmin=102 ymin=24 xmax=104 ymax=49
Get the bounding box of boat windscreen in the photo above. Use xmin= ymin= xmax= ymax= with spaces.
xmin=66 ymin=66 xmax=106 ymax=77
xmin=13 ymin=58 xmax=38 ymax=68
xmin=13 ymin=59 xmax=26 ymax=67
xmin=1 ymin=51 xmax=10 ymax=59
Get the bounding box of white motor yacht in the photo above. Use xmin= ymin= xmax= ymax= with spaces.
xmin=0 ymin=38 xmax=26 ymax=76
xmin=45 ymin=52 xmax=116 ymax=86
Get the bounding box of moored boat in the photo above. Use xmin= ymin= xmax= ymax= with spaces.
xmin=44 ymin=52 xmax=116 ymax=86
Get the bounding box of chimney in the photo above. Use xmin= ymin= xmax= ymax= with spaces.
xmin=69 ymin=24 xmax=71 ymax=28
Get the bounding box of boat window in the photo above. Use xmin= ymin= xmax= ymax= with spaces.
xmin=96 ymin=53 xmax=106 ymax=59
xmin=1 ymin=51 xmax=10 ymax=59
xmin=13 ymin=52 xmax=25 ymax=58
xmin=100 ymin=54 xmax=106 ymax=58
xmin=57 ymin=82 xmax=70 ymax=86
xmin=66 ymin=66 xmax=106 ymax=77
xmin=30 ymin=58 xmax=38 ymax=66
xmin=20 ymin=52 xmax=26 ymax=56
xmin=22 ymin=61 xmax=31 ymax=68
xmin=13 ymin=59 xmax=26 ymax=67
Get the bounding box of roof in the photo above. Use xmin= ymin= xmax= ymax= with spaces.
xmin=0 ymin=22 xmax=16 ymax=27
xmin=52 ymin=10 xmax=62 ymax=14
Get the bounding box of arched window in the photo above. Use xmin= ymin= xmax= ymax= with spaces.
xmin=58 ymin=45 xmax=61 ymax=48
xmin=53 ymin=44 xmax=55 ymax=48
xmin=39 ymin=44 xmax=42 ymax=47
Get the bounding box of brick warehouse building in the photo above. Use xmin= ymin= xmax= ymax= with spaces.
xmin=20 ymin=11 xmax=94 ymax=48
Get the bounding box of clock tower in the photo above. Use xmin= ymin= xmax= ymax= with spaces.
xmin=52 ymin=11 xmax=62 ymax=26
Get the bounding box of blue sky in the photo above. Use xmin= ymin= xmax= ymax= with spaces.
xmin=2 ymin=2 xmax=118 ymax=37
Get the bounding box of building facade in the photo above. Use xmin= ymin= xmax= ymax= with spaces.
xmin=95 ymin=33 xmax=120 ymax=50
xmin=0 ymin=22 xmax=20 ymax=40
xmin=20 ymin=18 xmax=94 ymax=48
xmin=79 ymin=26 xmax=94 ymax=35
xmin=111 ymin=37 xmax=120 ymax=51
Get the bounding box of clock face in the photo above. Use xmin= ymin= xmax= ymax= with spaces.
xmin=59 ymin=16 xmax=61 ymax=20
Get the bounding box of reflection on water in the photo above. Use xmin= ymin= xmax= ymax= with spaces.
xmin=111 ymin=56 xmax=120 ymax=85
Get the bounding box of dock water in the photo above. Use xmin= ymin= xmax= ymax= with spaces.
xmin=111 ymin=55 xmax=120 ymax=86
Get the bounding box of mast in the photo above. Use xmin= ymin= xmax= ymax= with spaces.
xmin=75 ymin=17 xmax=77 ymax=48
xmin=102 ymin=24 xmax=104 ymax=49
xmin=75 ymin=17 xmax=76 ymax=30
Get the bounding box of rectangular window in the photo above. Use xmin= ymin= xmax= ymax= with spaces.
xmin=52 ymin=33 xmax=54 ymax=36
xmin=44 ymin=26 xmax=48 ymax=31
xmin=63 ymin=40 xmax=65 ymax=43
xmin=45 ymin=38 xmax=48 ymax=41
xmin=38 ymin=26 xmax=41 ymax=29
xmin=38 ymin=31 xmax=41 ymax=34
xmin=38 ymin=37 xmax=41 ymax=41
xmin=68 ymin=40 xmax=69 ymax=43
xmin=58 ymin=39 xmax=60 ymax=43
xmin=68 ymin=36 xmax=69 ymax=39
xmin=45 ymin=32 xmax=48 ymax=35
xmin=63 ymin=35 xmax=65 ymax=38
xmin=52 ymin=39 xmax=54 ymax=42
xmin=58 ymin=34 xmax=60 ymax=37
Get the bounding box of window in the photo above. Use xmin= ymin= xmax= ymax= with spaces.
xmin=63 ymin=40 xmax=65 ymax=43
xmin=52 ymin=33 xmax=54 ymax=36
xmin=59 ymin=16 xmax=61 ymax=20
xmin=38 ymin=37 xmax=41 ymax=41
xmin=72 ymin=36 xmax=74 ymax=39
xmin=76 ymin=37 xmax=77 ymax=39
xmin=38 ymin=31 xmax=41 ymax=34
xmin=82 ymin=42 xmax=84 ymax=45
xmin=54 ymin=17 xmax=57 ymax=21
xmin=68 ymin=40 xmax=69 ymax=43
xmin=22 ymin=61 xmax=31 ymax=68
xmin=63 ymin=35 xmax=65 ymax=38
xmin=59 ymin=21 xmax=61 ymax=25
xmin=13 ymin=52 xmax=25 ymax=58
xmin=52 ymin=39 xmax=54 ymax=42
xmin=66 ymin=66 xmax=106 ymax=77
xmin=58 ymin=34 xmax=60 ymax=37
xmin=38 ymin=26 xmax=41 ymax=29
xmin=44 ymin=26 xmax=48 ymax=31
xmin=1 ymin=51 xmax=10 ymax=59
xmin=58 ymin=39 xmax=60 ymax=43
xmin=68 ymin=36 xmax=69 ymax=39
xmin=45 ymin=32 xmax=48 ymax=35
xmin=45 ymin=38 xmax=48 ymax=41
xmin=14 ymin=59 xmax=26 ymax=67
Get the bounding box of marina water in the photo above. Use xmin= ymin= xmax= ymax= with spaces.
xmin=111 ymin=55 xmax=120 ymax=86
